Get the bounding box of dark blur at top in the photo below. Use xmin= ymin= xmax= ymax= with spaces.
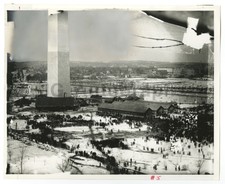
xmin=143 ymin=11 xmax=214 ymax=36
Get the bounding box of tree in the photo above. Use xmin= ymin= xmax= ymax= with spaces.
xmin=57 ymin=155 xmax=71 ymax=173
xmin=7 ymin=138 xmax=13 ymax=162
xmin=18 ymin=145 xmax=28 ymax=174
xmin=196 ymin=159 xmax=205 ymax=174
xmin=7 ymin=139 xmax=13 ymax=174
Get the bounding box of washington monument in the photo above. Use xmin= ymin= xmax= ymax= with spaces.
xmin=47 ymin=11 xmax=71 ymax=97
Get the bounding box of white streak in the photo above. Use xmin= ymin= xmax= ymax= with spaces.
xmin=149 ymin=15 xmax=164 ymax=23
xmin=183 ymin=17 xmax=211 ymax=49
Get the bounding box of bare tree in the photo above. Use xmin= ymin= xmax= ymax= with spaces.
xmin=8 ymin=150 xmax=12 ymax=162
xmin=6 ymin=138 xmax=14 ymax=174
xmin=18 ymin=145 xmax=28 ymax=174
xmin=7 ymin=138 xmax=13 ymax=162
xmin=196 ymin=159 xmax=205 ymax=174
xmin=57 ymin=156 xmax=71 ymax=173
xmin=196 ymin=143 xmax=206 ymax=174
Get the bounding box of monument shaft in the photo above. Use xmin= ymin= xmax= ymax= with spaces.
xmin=47 ymin=12 xmax=71 ymax=97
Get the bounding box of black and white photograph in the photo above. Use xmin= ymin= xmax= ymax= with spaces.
xmin=4 ymin=5 xmax=220 ymax=179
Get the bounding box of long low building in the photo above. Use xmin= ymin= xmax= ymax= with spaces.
xmin=36 ymin=96 xmax=75 ymax=111
xmin=97 ymin=101 xmax=177 ymax=120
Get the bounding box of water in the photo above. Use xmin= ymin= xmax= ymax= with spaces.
xmin=72 ymin=89 xmax=213 ymax=104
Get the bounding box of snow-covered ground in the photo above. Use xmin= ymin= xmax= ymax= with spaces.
xmin=55 ymin=126 xmax=90 ymax=133
xmin=71 ymin=156 xmax=102 ymax=167
xmin=7 ymin=139 xmax=70 ymax=174
xmin=107 ymin=123 xmax=147 ymax=132
xmin=125 ymin=137 xmax=214 ymax=159
xmin=105 ymin=147 xmax=213 ymax=174
xmin=7 ymin=134 xmax=214 ymax=175
xmin=54 ymin=123 xmax=147 ymax=134
xmin=54 ymin=113 xmax=148 ymax=134
xmin=102 ymin=137 xmax=214 ymax=174
xmin=10 ymin=155 xmax=66 ymax=174
xmin=7 ymin=137 xmax=110 ymax=174
xmin=71 ymin=162 xmax=110 ymax=174
xmin=18 ymin=111 xmax=33 ymax=116
xmin=7 ymin=109 xmax=214 ymax=175
xmin=76 ymin=166 xmax=109 ymax=174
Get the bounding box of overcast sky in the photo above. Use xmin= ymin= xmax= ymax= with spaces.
xmin=7 ymin=10 xmax=211 ymax=63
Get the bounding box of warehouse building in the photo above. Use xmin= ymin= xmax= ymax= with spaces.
xmin=97 ymin=101 xmax=177 ymax=120
xmin=36 ymin=96 xmax=75 ymax=111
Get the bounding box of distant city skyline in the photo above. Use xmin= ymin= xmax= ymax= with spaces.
xmin=7 ymin=10 xmax=212 ymax=63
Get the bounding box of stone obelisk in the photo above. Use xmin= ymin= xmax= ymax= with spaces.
xmin=47 ymin=11 xmax=71 ymax=97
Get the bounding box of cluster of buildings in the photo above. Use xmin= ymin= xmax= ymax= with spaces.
xmin=147 ymin=67 xmax=204 ymax=78
xmin=97 ymin=101 xmax=177 ymax=121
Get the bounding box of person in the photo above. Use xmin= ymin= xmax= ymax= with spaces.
xmin=153 ymin=164 xmax=157 ymax=171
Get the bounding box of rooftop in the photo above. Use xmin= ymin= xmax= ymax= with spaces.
xmin=98 ymin=101 xmax=176 ymax=113
xmin=36 ymin=96 xmax=74 ymax=108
